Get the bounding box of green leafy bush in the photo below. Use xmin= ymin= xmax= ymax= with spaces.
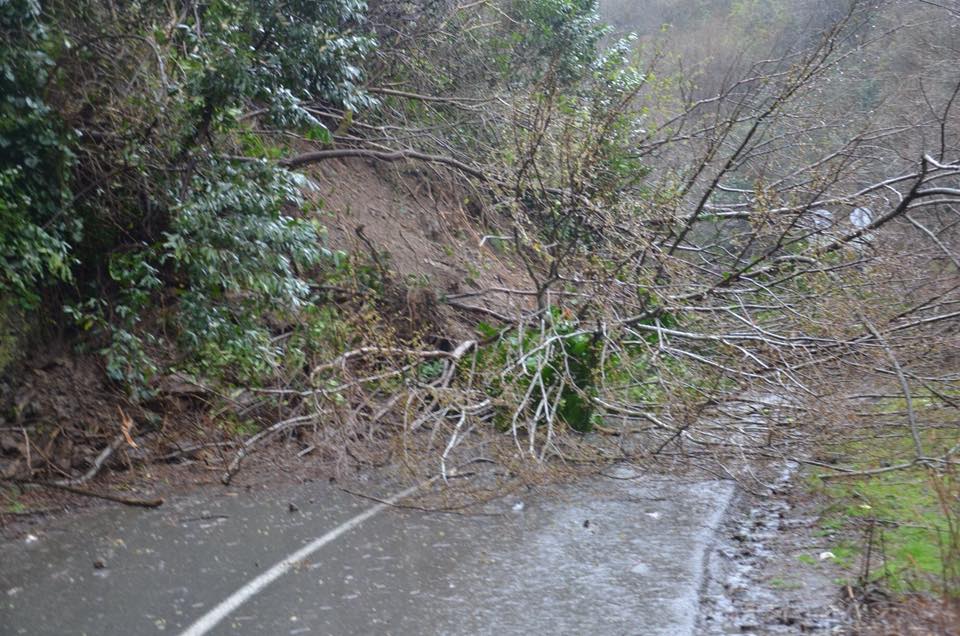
xmin=2 ymin=0 xmax=374 ymax=392
xmin=512 ymin=0 xmax=607 ymax=82
xmin=0 ymin=0 xmax=76 ymax=308
xmin=477 ymin=309 xmax=601 ymax=433
xmin=166 ymin=162 xmax=327 ymax=383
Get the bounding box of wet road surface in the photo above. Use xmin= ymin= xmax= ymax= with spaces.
xmin=1 ymin=468 xmax=735 ymax=635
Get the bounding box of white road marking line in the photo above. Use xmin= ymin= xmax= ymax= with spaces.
xmin=179 ymin=482 xmax=423 ymax=636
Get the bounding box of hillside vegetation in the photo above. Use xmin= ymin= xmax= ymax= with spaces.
xmin=2 ymin=0 xmax=960 ymax=616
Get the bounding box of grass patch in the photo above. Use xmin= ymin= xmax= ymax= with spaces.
xmin=770 ymin=577 xmax=804 ymax=590
xmin=808 ymin=426 xmax=960 ymax=595
xmin=798 ymin=553 xmax=818 ymax=566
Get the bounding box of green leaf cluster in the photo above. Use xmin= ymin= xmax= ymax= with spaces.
xmin=1 ymin=0 xmax=373 ymax=393
xmin=476 ymin=308 xmax=601 ymax=433
xmin=0 ymin=0 xmax=76 ymax=308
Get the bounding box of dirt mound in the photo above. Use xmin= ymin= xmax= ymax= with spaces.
xmin=309 ymin=157 xmax=531 ymax=333
xmin=1 ymin=354 xmax=118 ymax=480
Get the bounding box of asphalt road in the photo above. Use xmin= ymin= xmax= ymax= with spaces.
xmin=1 ymin=468 xmax=735 ymax=635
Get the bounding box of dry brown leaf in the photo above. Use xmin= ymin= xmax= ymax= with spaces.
xmin=117 ymin=406 xmax=138 ymax=449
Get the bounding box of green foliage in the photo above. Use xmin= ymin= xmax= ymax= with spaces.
xmin=511 ymin=0 xmax=608 ymax=83
xmin=65 ymin=248 xmax=161 ymax=397
xmin=585 ymin=34 xmax=650 ymax=198
xmin=418 ymin=359 xmax=446 ymax=383
xmin=476 ymin=308 xmax=601 ymax=433
xmin=0 ymin=0 xmax=76 ymax=308
xmin=2 ymin=0 xmax=374 ymax=393
xmin=0 ymin=297 xmax=27 ymax=374
xmin=554 ymin=326 xmax=601 ymax=431
xmin=177 ymin=0 xmax=375 ymax=136
xmin=811 ymin=427 xmax=960 ymax=596
xmin=496 ymin=27 xmax=652 ymax=257
xmin=817 ymin=468 xmax=950 ymax=593
xmin=166 ymin=164 xmax=322 ymax=311
xmin=167 ymin=162 xmax=327 ymax=382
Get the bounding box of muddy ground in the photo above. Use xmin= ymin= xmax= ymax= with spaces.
xmin=700 ymin=467 xmax=851 ymax=635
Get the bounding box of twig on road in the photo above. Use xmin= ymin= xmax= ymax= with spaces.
xmin=12 ymin=480 xmax=164 ymax=508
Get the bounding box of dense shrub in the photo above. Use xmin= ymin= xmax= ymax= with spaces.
xmin=1 ymin=0 xmax=374 ymax=392
xmin=0 ymin=0 xmax=75 ymax=308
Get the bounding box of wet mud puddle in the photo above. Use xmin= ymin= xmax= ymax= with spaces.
xmin=699 ymin=464 xmax=849 ymax=635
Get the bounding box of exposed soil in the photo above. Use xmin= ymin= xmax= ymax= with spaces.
xmin=1 ymin=154 xmax=536 ymax=531
xmin=1 ymin=353 xmax=123 ymax=482
xmin=308 ymin=157 xmax=533 ymax=331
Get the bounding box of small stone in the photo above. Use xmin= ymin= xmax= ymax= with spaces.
xmin=583 ymin=519 xmax=590 ymax=528
xmin=93 ymin=558 xmax=106 ymax=569
xmin=288 ymin=502 xmax=300 ymax=513
xmin=630 ymin=562 xmax=650 ymax=575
